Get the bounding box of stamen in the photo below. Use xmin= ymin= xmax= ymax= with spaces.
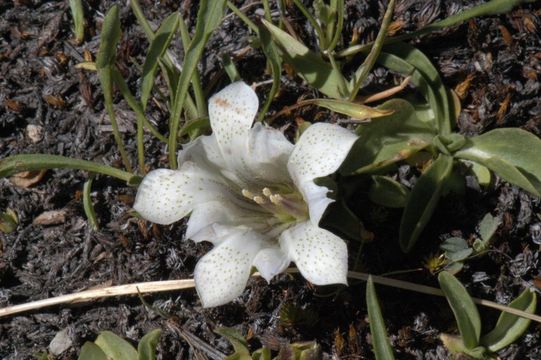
xmin=262 ymin=187 xmax=272 ymax=197
xmin=241 ymin=189 xmax=254 ymax=199
xmin=269 ymin=194 xmax=283 ymax=205
xmin=253 ymin=196 xmax=266 ymax=205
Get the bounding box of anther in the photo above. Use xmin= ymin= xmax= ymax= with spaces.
xmin=253 ymin=196 xmax=266 ymax=205
xmin=262 ymin=187 xmax=272 ymax=197
xmin=241 ymin=189 xmax=254 ymax=199
xmin=269 ymin=194 xmax=283 ymax=205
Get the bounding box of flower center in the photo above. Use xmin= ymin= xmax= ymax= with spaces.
xmin=241 ymin=186 xmax=308 ymax=223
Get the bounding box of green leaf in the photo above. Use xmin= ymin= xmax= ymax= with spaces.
xmin=379 ymin=43 xmax=453 ymax=135
xmin=368 ymin=175 xmax=409 ymax=208
xmin=83 ymin=177 xmax=99 ymax=231
xmin=0 ymin=208 xmax=18 ymax=234
xmin=455 ymin=128 xmax=541 ymax=197
xmin=261 ymin=19 xmax=349 ymax=99
xmin=140 ymin=13 xmax=180 ymax=109
xmin=301 ymin=98 xmax=392 ymax=120
xmin=215 ymin=327 xmax=251 ymax=358
xmin=257 ymin=20 xmax=282 ymax=121
xmin=478 ymin=213 xmax=500 ymax=243
xmin=137 ymin=329 xmax=161 ymax=360
xmin=438 ymin=272 xmax=481 ymax=349
xmin=469 ymin=161 xmax=492 ymax=187
xmin=340 ymin=98 xmax=435 ymax=175
xmin=349 ymin=0 xmax=395 ymax=100
xmin=69 ymin=0 xmax=85 ymax=44
xmin=399 ymin=154 xmax=454 ymax=252
xmin=78 ymin=342 xmax=109 ymax=360
xmin=252 ymin=347 xmax=271 ymax=360
xmin=366 ymin=276 xmax=395 ymax=360
xmin=441 ymin=237 xmax=473 ymax=262
xmin=94 ymin=331 xmax=138 ymax=360
xmin=0 ymin=154 xmax=138 ymax=184
xmin=481 ymin=289 xmax=537 ymax=352
xmin=96 ymin=5 xmax=121 ymax=69
xmin=168 ymin=0 xmax=227 ymax=168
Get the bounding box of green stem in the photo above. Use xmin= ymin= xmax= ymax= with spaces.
xmin=111 ymin=68 xmax=167 ymax=144
xmin=0 ymin=154 xmax=139 ymax=184
xmin=348 ymin=0 xmax=395 ymax=100
xmin=98 ymin=68 xmax=133 ymax=173
xmin=226 ymin=1 xmax=258 ymax=33
xmin=178 ymin=15 xmax=207 ymax=118
xmin=291 ymin=0 xmax=327 ymax=49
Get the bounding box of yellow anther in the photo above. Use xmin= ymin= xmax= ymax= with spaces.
xmin=253 ymin=196 xmax=266 ymax=205
xmin=262 ymin=187 xmax=272 ymax=197
xmin=242 ymin=189 xmax=254 ymax=199
xmin=269 ymin=194 xmax=284 ymax=205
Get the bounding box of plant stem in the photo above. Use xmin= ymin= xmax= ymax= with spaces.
xmin=0 ymin=154 xmax=138 ymax=184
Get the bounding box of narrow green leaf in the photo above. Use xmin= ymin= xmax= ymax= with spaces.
xmin=0 ymin=154 xmax=138 ymax=184
xmin=83 ymin=176 xmax=99 ymax=231
xmin=340 ymin=98 xmax=435 ymax=175
xmin=78 ymin=342 xmax=109 ymax=360
xmin=69 ymin=0 xmax=85 ymax=44
xmin=261 ymin=19 xmax=349 ymax=99
xmin=222 ymin=54 xmax=241 ymax=82
xmin=438 ymin=272 xmax=481 ymax=349
xmin=349 ymin=0 xmax=395 ymax=100
xmin=368 ymin=175 xmax=409 ymax=208
xmin=94 ymin=331 xmax=138 ymax=360
xmin=399 ymin=154 xmax=454 ymax=252
xmin=326 ymin=0 xmax=344 ymax=52
xmin=257 ymin=20 xmax=282 ymax=121
xmin=481 ymin=289 xmax=537 ymax=352
xmin=137 ymin=329 xmax=161 ymax=360
xmin=112 ymin=68 xmax=168 ymax=143
xmin=366 ymin=276 xmax=395 ymax=360
xmin=96 ymin=5 xmax=121 ymax=69
xmin=302 ymin=98 xmax=392 ymax=120
xmin=455 ymin=128 xmax=541 ymax=197
xmin=169 ymin=0 xmax=227 ymax=168
xmin=141 ymin=13 xmax=180 ymax=109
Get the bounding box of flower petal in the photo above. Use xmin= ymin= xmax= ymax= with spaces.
xmin=252 ymin=247 xmax=290 ymax=283
xmin=194 ymin=230 xmax=265 ymax=307
xmin=243 ymin=123 xmax=294 ymax=184
xmin=133 ymin=163 xmax=232 ymax=225
xmin=209 ymin=81 xmax=258 ymax=162
xmin=279 ymin=222 xmax=348 ymax=285
xmin=287 ymin=123 xmax=357 ymax=225
xmin=288 ymin=123 xmax=358 ymax=183
xmin=178 ymin=134 xmax=225 ymax=171
xmin=185 ymin=201 xmax=257 ymax=243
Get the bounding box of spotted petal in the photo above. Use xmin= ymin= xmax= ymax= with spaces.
xmin=279 ymin=221 xmax=348 ymax=285
xmin=194 ymin=229 xmax=265 ymax=307
xmin=252 ymin=247 xmax=290 ymax=282
xmin=287 ymin=123 xmax=357 ymax=224
xmin=209 ymin=81 xmax=258 ymax=163
xmin=133 ymin=163 xmax=232 ymax=225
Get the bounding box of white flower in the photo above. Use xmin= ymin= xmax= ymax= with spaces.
xmin=134 ymin=82 xmax=358 ymax=307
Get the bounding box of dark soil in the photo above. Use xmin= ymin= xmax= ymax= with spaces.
xmin=1 ymin=0 xmax=541 ymax=359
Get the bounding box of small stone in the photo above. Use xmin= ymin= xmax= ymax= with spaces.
xmin=49 ymin=328 xmax=72 ymax=355
xmin=26 ymin=124 xmax=44 ymax=143
xmin=33 ymin=209 xmax=67 ymax=225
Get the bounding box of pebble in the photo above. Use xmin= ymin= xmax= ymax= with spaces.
xmin=26 ymin=124 xmax=44 ymax=143
xmin=49 ymin=328 xmax=72 ymax=355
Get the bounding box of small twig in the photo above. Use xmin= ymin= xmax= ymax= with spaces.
xmin=1 ymin=271 xmax=540 ymax=324
xmin=0 ymin=279 xmax=194 ymax=318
